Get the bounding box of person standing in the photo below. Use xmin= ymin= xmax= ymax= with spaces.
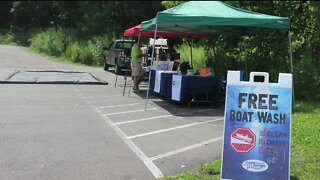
xmin=165 ymin=41 xmax=181 ymax=70
xmin=131 ymin=38 xmax=146 ymax=93
xmin=165 ymin=41 xmax=177 ymax=61
xmin=197 ymin=58 xmax=215 ymax=77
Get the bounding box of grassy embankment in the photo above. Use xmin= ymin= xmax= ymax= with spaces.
xmin=29 ymin=28 xmax=112 ymax=67
xmin=163 ymin=101 xmax=320 ymax=180
xmin=27 ymin=28 xmax=208 ymax=70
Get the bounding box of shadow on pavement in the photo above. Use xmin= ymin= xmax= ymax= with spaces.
xmin=129 ymin=87 xmax=225 ymax=118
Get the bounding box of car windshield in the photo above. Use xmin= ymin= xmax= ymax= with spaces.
xmin=115 ymin=42 xmax=133 ymax=49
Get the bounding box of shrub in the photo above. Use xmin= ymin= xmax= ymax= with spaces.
xmin=177 ymin=43 xmax=206 ymax=70
xmin=201 ymin=158 xmax=221 ymax=175
xmin=30 ymin=27 xmax=112 ymax=66
xmin=64 ymin=41 xmax=81 ymax=63
xmin=87 ymin=35 xmax=112 ymax=66
xmin=163 ymin=172 xmax=199 ymax=180
xmin=30 ymin=27 xmax=65 ymax=56
xmin=0 ymin=33 xmax=16 ymax=45
xmin=77 ymin=42 xmax=93 ymax=65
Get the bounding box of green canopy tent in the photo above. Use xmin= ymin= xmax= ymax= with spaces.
xmin=141 ymin=1 xmax=289 ymax=33
xmin=141 ymin=1 xmax=292 ymax=112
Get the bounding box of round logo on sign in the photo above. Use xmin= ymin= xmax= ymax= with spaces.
xmin=230 ymin=127 xmax=256 ymax=153
xmin=242 ymin=159 xmax=268 ymax=172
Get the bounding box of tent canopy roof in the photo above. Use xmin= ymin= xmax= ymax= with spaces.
xmin=141 ymin=1 xmax=290 ymax=35
xmin=124 ymin=24 xmax=209 ymax=37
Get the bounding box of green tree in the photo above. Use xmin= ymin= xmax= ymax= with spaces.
xmin=0 ymin=1 xmax=13 ymax=30
xmin=161 ymin=1 xmax=320 ymax=100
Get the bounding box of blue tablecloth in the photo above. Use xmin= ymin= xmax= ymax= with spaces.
xmin=149 ymin=70 xmax=176 ymax=98
xmin=149 ymin=70 xmax=221 ymax=106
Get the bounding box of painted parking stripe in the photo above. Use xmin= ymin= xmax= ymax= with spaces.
xmin=127 ymin=118 xmax=224 ymax=139
xmin=72 ymin=85 xmax=163 ymax=178
xmin=97 ymin=102 xmax=143 ymax=109
xmin=114 ymin=114 xmax=173 ymax=125
xmin=103 ymin=108 xmax=157 ymax=116
xmin=83 ymin=93 xmax=123 ymax=99
xmin=114 ymin=109 xmax=213 ymax=125
xmin=150 ymin=136 xmax=223 ymax=161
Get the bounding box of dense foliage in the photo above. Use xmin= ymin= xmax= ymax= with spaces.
xmin=0 ymin=1 xmax=319 ymax=100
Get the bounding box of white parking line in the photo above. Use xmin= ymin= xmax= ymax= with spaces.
xmin=114 ymin=115 xmax=172 ymax=125
xmin=97 ymin=102 xmax=143 ymax=109
xmin=103 ymin=108 xmax=157 ymax=116
xmin=83 ymin=94 xmax=123 ymax=99
xmin=150 ymin=136 xmax=223 ymax=161
xmin=127 ymin=118 xmax=224 ymax=139
xmin=72 ymin=85 xmax=163 ymax=178
xmin=114 ymin=109 xmax=213 ymax=125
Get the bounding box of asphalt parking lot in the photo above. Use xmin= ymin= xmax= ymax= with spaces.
xmin=72 ymin=72 xmax=225 ymax=178
xmin=0 ymin=45 xmax=224 ymax=179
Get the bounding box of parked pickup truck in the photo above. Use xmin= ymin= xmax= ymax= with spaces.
xmin=103 ymin=40 xmax=135 ymax=74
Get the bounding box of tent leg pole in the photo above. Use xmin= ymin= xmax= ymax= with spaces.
xmin=122 ymin=36 xmax=127 ymax=96
xmin=128 ymin=76 xmax=132 ymax=97
xmin=288 ymin=30 xmax=294 ymax=110
xmin=123 ymin=63 xmax=129 ymax=96
xmin=145 ymin=24 xmax=158 ymax=111
xmin=114 ymin=74 xmax=118 ymax=88
xmin=138 ymin=33 xmax=141 ymax=44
